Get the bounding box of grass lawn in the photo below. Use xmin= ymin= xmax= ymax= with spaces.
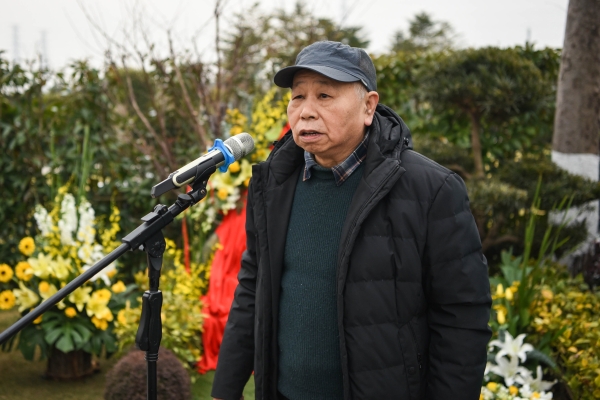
xmin=0 ymin=310 xmax=255 ymax=399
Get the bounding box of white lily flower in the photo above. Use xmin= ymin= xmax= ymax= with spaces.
xmin=516 ymin=365 xmax=556 ymax=392
xmin=489 ymin=354 xmax=529 ymax=386
xmin=489 ymin=331 xmax=534 ymax=363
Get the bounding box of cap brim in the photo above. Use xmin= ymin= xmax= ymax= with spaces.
xmin=274 ymin=65 xmax=364 ymax=88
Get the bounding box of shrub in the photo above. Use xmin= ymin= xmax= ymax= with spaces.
xmin=104 ymin=347 xmax=191 ymax=400
xmin=531 ymin=275 xmax=600 ymax=399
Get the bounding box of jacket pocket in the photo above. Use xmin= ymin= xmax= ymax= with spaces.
xmin=407 ymin=318 xmax=428 ymax=399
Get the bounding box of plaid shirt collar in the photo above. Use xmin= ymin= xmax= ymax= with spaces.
xmin=303 ymin=132 xmax=369 ymax=186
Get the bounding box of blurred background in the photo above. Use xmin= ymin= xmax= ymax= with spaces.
xmin=1 ymin=1 xmax=599 ymax=399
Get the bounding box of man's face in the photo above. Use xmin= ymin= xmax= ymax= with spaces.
xmin=287 ymin=70 xmax=378 ymax=168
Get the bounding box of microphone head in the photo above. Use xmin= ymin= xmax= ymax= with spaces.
xmin=224 ymin=132 xmax=255 ymax=160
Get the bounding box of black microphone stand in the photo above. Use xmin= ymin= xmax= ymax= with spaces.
xmin=0 ymin=161 xmax=217 ymax=400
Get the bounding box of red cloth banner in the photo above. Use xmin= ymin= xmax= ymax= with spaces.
xmin=197 ymin=203 xmax=247 ymax=373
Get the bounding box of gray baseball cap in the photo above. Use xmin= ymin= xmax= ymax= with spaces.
xmin=274 ymin=41 xmax=377 ymax=92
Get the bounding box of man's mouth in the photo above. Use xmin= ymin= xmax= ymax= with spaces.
xmin=300 ymin=130 xmax=322 ymax=137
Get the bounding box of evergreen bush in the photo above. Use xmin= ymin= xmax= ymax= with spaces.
xmin=104 ymin=347 xmax=191 ymax=400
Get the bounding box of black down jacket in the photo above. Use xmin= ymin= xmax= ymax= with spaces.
xmin=212 ymin=104 xmax=492 ymax=400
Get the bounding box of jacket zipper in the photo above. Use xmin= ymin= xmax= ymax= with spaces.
xmin=337 ymin=163 xmax=401 ymax=399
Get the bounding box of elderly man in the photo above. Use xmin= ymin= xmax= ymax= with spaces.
xmin=212 ymin=41 xmax=491 ymax=400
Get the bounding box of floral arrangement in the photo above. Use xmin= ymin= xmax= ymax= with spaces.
xmin=186 ymin=87 xmax=290 ymax=237
xmin=482 ymin=331 xmax=556 ymax=400
xmin=531 ymin=275 xmax=600 ymax=399
xmin=113 ymin=238 xmax=211 ymax=376
xmin=0 ymin=186 xmax=134 ymax=360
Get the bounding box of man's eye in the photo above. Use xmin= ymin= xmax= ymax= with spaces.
xmin=292 ymin=95 xmax=304 ymax=100
xmin=319 ymin=93 xmax=330 ymax=98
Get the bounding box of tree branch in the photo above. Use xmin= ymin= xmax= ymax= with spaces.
xmin=122 ymin=58 xmax=176 ymax=171
xmin=168 ymin=35 xmax=211 ymax=148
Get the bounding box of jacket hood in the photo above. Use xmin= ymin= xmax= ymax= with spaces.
xmin=371 ymin=103 xmax=413 ymax=156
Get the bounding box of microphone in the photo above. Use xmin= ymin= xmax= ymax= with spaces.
xmin=151 ymin=132 xmax=255 ymax=198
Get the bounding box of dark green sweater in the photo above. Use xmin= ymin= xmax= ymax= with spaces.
xmin=278 ymin=164 xmax=364 ymax=400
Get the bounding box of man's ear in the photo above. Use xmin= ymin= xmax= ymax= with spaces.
xmin=364 ymin=91 xmax=380 ymax=126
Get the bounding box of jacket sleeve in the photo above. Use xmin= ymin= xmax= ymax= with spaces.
xmin=211 ymin=182 xmax=258 ymax=400
xmin=423 ymin=173 xmax=491 ymax=400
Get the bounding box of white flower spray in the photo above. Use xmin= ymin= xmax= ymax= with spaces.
xmin=58 ymin=194 xmax=77 ymax=245
xmin=483 ymin=331 xmax=556 ymax=399
xmin=33 ymin=205 xmax=53 ymax=237
xmin=76 ymin=199 xmax=96 ymax=245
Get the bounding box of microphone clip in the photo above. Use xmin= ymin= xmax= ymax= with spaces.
xmin=180 ymin=158 xmax=216 ymax=206
xmin=208 ymin=138 xmax=235 ymax=172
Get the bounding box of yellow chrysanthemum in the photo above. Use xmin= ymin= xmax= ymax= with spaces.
xmin=111 ymin=281 xmax=126 ymax=294
xmin=217 ymin=187 xmax=229 ymax=201
xmin=508 ymin=385 xmax=518 ymax=395
xmin=228 ymin=161 xmax=241 ymax=173
xmin=0 ymin=290 xmax=16 ymax=310
xmin=15 ymin=261 xmax=33 ymax=281
xmin=18 ymin=237 xmax=35 ymax=256
xmin=39 ymin=281 xmax=50 ymax=293
xmin=65 ymin=307 xmax=77 ymax=318
xmin=0 ymin=264 xmax=13 ymax=283
xmin=486 ymin=382 xmax=498 ymax=392
xmin=91 ymin=316 xmax=109 ymax=330
xmin=33 ymin=314 xmax=43 ymax=324
xmin=94 ymin=289 xmax=112 ymax=303
xmin=38 ymin=281 xmax=57 ymax=301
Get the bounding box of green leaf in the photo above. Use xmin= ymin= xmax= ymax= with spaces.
xmin=55 ymin=334 xmax=75 ymax=353
xmin=526 ymin=349 xmax=558 ymax=370
xmin=44 ymin=328 xmax=63 ymax=345
xmin=70 ymin=329 xmax=84 ymax=347
xmin=72 ymin=323 xmax=92 ymax=342
xmin=18 ymin=327 xmax=47 ymax=361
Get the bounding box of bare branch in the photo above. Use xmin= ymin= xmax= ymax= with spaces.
xmin=122 ymin=57 xmax=176 ymax=171
xmin=168 ymin=34 xmax=211 ymax=148
xmin=214 ymin=0 xmax=223 ymax=107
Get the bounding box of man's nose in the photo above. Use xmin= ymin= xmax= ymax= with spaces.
xmin=300 ymin=98 xmax=317 ymax=120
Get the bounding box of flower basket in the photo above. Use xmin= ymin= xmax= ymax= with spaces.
xmin=0 ymin=186 xmax=137 ymax=371
xmin=45 ymin=346 xmax=98 ymax=380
